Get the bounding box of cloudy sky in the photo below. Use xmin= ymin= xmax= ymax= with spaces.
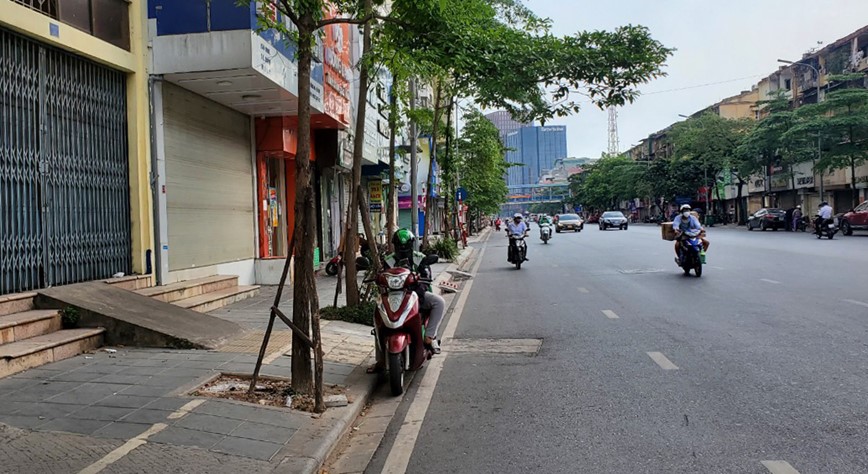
xmin=521 ymin=0 xmax=868 ymax=159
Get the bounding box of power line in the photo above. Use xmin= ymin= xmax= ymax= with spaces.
xmin=567 ymin=74 xmax=765 ymax=103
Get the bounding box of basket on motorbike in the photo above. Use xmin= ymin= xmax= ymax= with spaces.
xmin=661 ymin=222 xmax=676 ymax=241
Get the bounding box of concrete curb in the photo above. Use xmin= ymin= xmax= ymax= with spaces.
xmin=271 ymin=249 xmax=481 ymax=474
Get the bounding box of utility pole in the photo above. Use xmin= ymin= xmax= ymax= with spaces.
xmin=409 ymin=77 xmax=419 ymax=250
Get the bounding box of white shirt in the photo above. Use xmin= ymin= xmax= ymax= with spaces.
xmin=507 ymin=221 xmax=528 ymax=237
xmin=818 ymin=205 xmax=833 ymax=219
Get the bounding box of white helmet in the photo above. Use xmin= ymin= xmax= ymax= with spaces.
xmin=513 ymin=213 xmax=523 ymax=219
xmin=680 ymin=204 xmax=692 ymax=212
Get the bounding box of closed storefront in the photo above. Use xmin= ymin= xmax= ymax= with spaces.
xmin=0 ymin=27 xmax=131 ymax=295
xmin=162 ymin=84 xmax=254 ymax=279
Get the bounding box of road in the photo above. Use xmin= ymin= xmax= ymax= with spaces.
xmin=366 ymin=224 xmax=868 ymax=474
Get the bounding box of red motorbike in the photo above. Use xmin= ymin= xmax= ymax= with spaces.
xmin=371 ymin=254 xmax=439 ymax=395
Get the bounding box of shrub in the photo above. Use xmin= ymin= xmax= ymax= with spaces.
xmin=320 ymin=301 xmax=376 ymax=326
xmin=60 ymin=306 xmax=80 ymax=329
xmin=429 ymin=237 xmax=459 ymax=261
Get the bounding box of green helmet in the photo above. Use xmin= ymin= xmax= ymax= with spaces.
xmin=392 ymin=228 xmax=415 ymax=250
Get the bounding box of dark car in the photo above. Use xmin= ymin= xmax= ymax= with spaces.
xmin=747 ymin=208 xmax=787 ymax=231
xmin=555 ymin=213 xmax=583 ymax=232
xmin=840 ymin=200 xmax=868 ymax=235
xmin=599 ymin=211 xmax=628 ymax=230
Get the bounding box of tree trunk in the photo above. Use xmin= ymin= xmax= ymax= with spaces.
xmin=386 ymin=81 xmax=398 ymax=251
xmin=851 ymin=158 xmax=858 ymax=209
xmin=343 ymin=2 xmax=373 ymax=307
xmin=736 ymin=177 xmax=745 ymax=225
xmin=357 ymin=186 xmax=381 ymax=276
xmin=444 ymin=96 xmax=455 ymax=239
xmin=422 ymin=82 xmax=443 ymax=248
xmin=290 ymin=20 xmax=317 ymax=394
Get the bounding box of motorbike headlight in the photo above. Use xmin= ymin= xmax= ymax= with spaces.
xmin=387 ymin=291 xmax=405 ymax=311
xmin=386 ymin=274 xmax=408 ymax=290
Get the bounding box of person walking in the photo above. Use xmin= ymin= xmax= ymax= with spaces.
xmin=792 ymin=205 xmax=803 ymax=232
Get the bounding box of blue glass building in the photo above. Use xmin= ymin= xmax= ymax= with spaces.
xmin=504 ymin=126 xmax=568 ymax=187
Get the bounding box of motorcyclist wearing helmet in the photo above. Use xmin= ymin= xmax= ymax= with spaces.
xmin=671 ymin=204 xmax=710 ymax=263
xmin=815 ymin=201 xmax=834 ymax=235
xmin=384 ymin=229 xmax=445 ymax=354
xmin=506 ymin=213 xmax=529 ymax=262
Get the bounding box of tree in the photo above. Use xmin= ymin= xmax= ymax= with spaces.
xmin=569 ymin=156 xmax=644 ymax=210
xmin=784 ymin=74 xmax=868 ymax=208
xmin=456 ymin=110 xmax=510 ymax=218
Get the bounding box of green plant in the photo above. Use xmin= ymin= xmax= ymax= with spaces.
xmin=60 ymin=306 xmax=80 ymax=329
xmin=429 ymin=237 xmax=459 ymax=261
xmin=320 ymin=301 xmax=376 ymax=326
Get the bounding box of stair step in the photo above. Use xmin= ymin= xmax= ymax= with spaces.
xmin=174 ymin=285 xmax=260 ymax=313
xmin=0 ymin=328 xmax=105 ymax=378
xmin=0 ymin=310 xmax=61 ymax=344
xmin=135 ymin=275 xmax=238 ymax=303
xmin=105 ymin=274 xmax=154 ymax=291
xmin=0 ymin=292 xmax=36 ymax=316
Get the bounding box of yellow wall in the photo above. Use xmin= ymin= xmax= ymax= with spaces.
xmin=0 ymin=0 xmax=153 ymax=275
xmin=718 ymin=89 xmax=759 ymax=120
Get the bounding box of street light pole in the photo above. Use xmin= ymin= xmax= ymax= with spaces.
xmin=778 ymin=59 xmax=823 ymax=203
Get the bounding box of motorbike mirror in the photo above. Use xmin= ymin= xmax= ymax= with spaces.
xmin=420 ymin=254 xmax=439 ymax=267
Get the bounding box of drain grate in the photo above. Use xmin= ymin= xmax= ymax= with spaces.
xmin=443 ymin=338 xmax=542 ymax=355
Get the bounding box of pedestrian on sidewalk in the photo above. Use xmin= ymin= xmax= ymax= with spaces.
xmin=792 ymin=205 xmax=803 ymax=232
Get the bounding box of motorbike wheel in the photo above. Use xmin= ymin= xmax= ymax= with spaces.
xmin=683 ymin=265 xmax=691 ymax=275
xmin=694 ymin=264 xmax=702 ymax=277
xmin=325 ymin=261 xmax=339 ymax=276
xmin=760 ymin=222 xmax=767 ymax=231
xmin=842 ymin=221 xmax=853 ymax=236
xmin=388 ymin=352 xmax=405 ymax=396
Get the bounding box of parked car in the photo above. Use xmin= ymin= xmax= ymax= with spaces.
xmin=840 ymin=201 xmax=868 ymax=235
xmin=555 ymin=213 xmax=583 ymax=232
xmin=747 ymin=208 xmax=787 ymax=231
xmin=599 ymin=211 xmax=628 ymax=230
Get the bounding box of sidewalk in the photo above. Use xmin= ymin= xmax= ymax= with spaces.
xmin=0 ymin=245 xmax=477 ymax=473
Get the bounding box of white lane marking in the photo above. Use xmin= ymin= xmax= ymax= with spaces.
xmin=760 ymin=278 xmax=781 ymax=284
xmin=844 ymin=299 xmax=868 ymax=308
xmin=646 ymin=352 xmax=679 ymax=370
xmin=78 ymin=423 xmax=168 ymax=474
xmin=577 ymin=287 xmax=589 ymax=294
xmin=602 ymin=310 xmax=619 ymax=319
xmin=761 ymin=460 xmax=800 ymax=474
xmin=381 ymin=243 xmax=487 ymax=474
xmin=166 ymin=399 xmax=205 ymax=420
xmin=712 ymin=266 xmax=725 ymax=270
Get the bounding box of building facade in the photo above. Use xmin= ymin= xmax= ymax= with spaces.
xmin=505 ymin=125 xmax=568 ymax=187
xmin=484 ymin=110 xmax=529 ymax=140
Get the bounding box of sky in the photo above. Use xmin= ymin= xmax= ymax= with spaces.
xmin=521 ymin=0 xmax=868 ymax=159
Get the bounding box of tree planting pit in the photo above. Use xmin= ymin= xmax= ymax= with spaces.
xmin=190 ymin=373 xmax=346 ymax=413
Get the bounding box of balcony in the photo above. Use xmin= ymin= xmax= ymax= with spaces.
xmin=148 ymin=0 xmax=328 ymax=120
xmin=13 ymin=0 xmax=130 ymax=50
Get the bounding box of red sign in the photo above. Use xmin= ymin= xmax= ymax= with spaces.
xmin=323 ymin=7 xmax=351 ymax=125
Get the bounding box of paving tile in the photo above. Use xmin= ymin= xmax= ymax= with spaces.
xmin=31 ymin=380 xmax=85 ymax=393
xmin=211 ymin=436 xmax=283 ymax=461
xmin=128 ymin=359 xmax=177 ymax=368
xmin=243 ymin=408 xmax=305 ymax=429
xmin=193 ymin=400 xmax=259 ymax=421
xmin=7 ymin=386 xmax=71 ymax=402
xmin=93 ymin=374 xmax=151 ymax=385
xmin=150 ymin=426 xmax=224 ymax=450
xmin=120 ymin=384 xmax=175 ymax=397
xmin=10 ymin=368 xmax=65 ymax=379
xmin=171 ymin=360 xmax=222 ymax=370
xmin=323 ymin=362 xmax=358 ymax=376
xmin=46 ymin=384 xmax=129 ymax=405
xmin=13 ymin=402 xmax=80 ymax=418
xmin=156 ymin=367 xmax=213 ymax=378
xmin=48 ymin=370 xmax=108 ymax=383
xmin=113 ymin=366 xmax=167 ymax=376
xmin=228 ymin=421 xmax=295 ymax=445
xmin=218 ymin=363 xmax=258 ymax=374
xmin=0 ymin=377 xmax=41 ymax=392
xmin=66 ymin=405 xmax=135 ymax=421
xmin=38 ymin=417 xmax=111 ymax=436
xmin=91 ymin=421 xmax=152 ymax=440
xmin=142 ymin=397 xmax=190 ymax=411
xmin=69 ymin=364 xmax=126 ymax=375
xmin=0 ymin=400 xmax=27 ymax=415
xmin=98 ymin=395 xmax=159 ymax=409
xmin=120 ymin=408 xmax=173 ymax=424
xmin=174 ymin=413 xmax=244 ymax=435
xmin=147 ymin=375 xmax=205 ymax=388
xmin=0 ymin=414 xmax=54 ymax=429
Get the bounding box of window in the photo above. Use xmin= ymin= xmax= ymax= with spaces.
xmin=12 ymin=0 xmax=58 ymax=17
xmin=785 ymin=79 xmax=792 ymax=90
xmin=17 ymin=0 xmax=130 ymax=50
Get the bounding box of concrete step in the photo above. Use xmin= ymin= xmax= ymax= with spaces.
xmin=105 ymin=274 xmax=154 ymax=291
xmin=0 ymin=292 xmax=36 ymax=316
xmin=0 ymin=310 xmax=62 ymax=344
xmin=0 ymin=328 xmax=104 ymax=378
xmin=135 ymin=275 xmax=238 ymax=303
xmin=174 ymin=285 xmax=260 ymax=313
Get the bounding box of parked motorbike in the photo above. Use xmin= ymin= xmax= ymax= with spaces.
xmin=507 ymin=233 xmax=528 ymax=269
xmin=370 ymin=254 xmax=440 ymax=395
xmin=539 ymin=223 xmax=552 ymax=244
xmin=325 ymin=235 xmax=377 ymax=276
xmin=795 ymin=216 xmax=809 ymax=232
xmin=676 ymin=230 xmax=704 ymax=277
xmin=814 ymin=217 xmax=838 ymax=239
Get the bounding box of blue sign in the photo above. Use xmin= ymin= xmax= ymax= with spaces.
xmin=456 ymin=187 xmax=468 ymax=201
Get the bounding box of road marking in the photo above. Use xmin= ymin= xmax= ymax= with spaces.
xmin=78 ymin=423 xmax=168 ymax=474
xmin=167 ymin=399 xmax=205 ymax=420
xmin=381 ymin=241 xmax=487 ymax=474
xmin=577 ymin=287 xmax=589 ymax=294
xmin=602 ymin=310 xmax=619 ymax=319
xmin=844 ymin=299 xmax=868 ymax=308
xmin=760 ymin=278 xmax=781 ymax=284
xmin=646 ymin=352 xmax=679 ymax=370
xmin=761 ymin=460 xmax=800 ymax=474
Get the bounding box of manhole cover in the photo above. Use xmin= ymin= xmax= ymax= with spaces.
xmin=444 ymin=338 xmax=542 ymax=355
xmin=618 ymin=268 xmax=665 ymax=274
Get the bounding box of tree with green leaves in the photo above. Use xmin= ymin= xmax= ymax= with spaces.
xmin=569 ymin=156 xmax=645 ymax=210
xmin=784 ymin=74 xmax=868 ymax=208
xmin=456 ymin=110 xmax=510 ymax=219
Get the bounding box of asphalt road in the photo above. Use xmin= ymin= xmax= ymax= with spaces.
xmin=369 ymin=224 xmax=868 ymax=474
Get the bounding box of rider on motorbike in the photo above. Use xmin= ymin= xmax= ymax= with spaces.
xmin=506 ymin=213 xmax=529 ymax=262
xmin=671 ymin=204 xmax=709 ymax=264
xmin=382 ymin=229 xmax=445 ymax=354
xmin=538 ymin=214 xmax=553 ymax=239
xmin=815 ymin=201 xmax=833 ymax=233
